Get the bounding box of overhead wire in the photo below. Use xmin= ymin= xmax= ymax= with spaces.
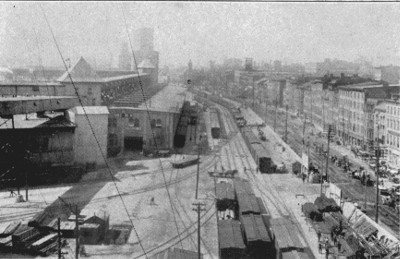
xmin=119 ymin=3 xmax=184 ymax=251
xmin=38 ymin=4 xmax=148 ymax=258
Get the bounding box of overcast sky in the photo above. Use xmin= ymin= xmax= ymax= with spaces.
xmin=1 ymin=2 xmax=400 ymax=69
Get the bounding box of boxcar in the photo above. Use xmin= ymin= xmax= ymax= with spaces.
xmin=30 ymin=233 xmax=57 ymax=255
xmin=237 ymin=193 xmax=261 ymax=215
xmin=210 ymin=109 xmax=221 ymax=139
xmin=218 ymin=219 xmax=246 ymax=259
xmin=171 ymin=157 xmax=199 ymax=169
xmin=240 ymin=214 xmax=274 ymax=259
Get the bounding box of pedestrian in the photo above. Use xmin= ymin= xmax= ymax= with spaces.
xmin=337 ymin=240 xmax=342 ymax=253
xmin=317 ymin=230 xmax=321 ymax=242
xmin=9 ymin=189 xmax=15 ymax=197
xmin=319 ymin=243 xmax=322 ymax=253
xmin=302 ymin=173 xmax=306 ymax=183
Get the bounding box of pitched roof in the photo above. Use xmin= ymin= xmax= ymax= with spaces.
xmin=218 ymin=219 xmax=246 ymax=250
xmin=57 ymin=57 xmax=100 ymax=83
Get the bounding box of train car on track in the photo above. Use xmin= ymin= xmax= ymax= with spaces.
xmin=240 ymin=214 xmax=274 ymax=259
xmin=241 ymin=127 xmax=273 ymax=174
xmin=218 ymin=219 xmax=246 ymax=259
xmin=171 ymin=156 xmax=199 ymax=168
xmin=210 ymin=108 xmax=221 ymax=139
xmin=174 ymin=101 xmax=192 ymax=148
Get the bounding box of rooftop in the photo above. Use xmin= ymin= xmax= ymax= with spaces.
xmin=110 ymin=84 xmax=186 ymax=114
xmin=72 ymin=106 xmax=109 ymax=115
xmin=0 ymin=114 xmax=75 ymax=129
xmin=0 ymin=82 xmax=63 ymax=87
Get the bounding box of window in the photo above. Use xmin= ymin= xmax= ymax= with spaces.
xmin=32 ymin=85 xmax=39 ymax=92
xmin=88 ymin=87 xmax=93 ymax=95
xmin=129 ymin=117 xmax=135 ymax=127
xmin=156 ymin=119 xmax=162 ymax=128
xmin=92 ymin=98 xmax=96 ymax=105
xmin=150 ymin=119 xmax=156 ymax=128
xmin=134 ymin=118 xmax=140 ymax=128
xmin=121 ymin=113 xmax=126 ymax=118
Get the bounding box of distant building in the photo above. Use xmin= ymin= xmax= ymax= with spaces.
xmin=380 ymin=65 xmax=400 ymax=84
xmin=316 ymin=59 xmax=359 ymax=77
xmin=223 ymin=58 xmax=242 ymax=70
xmin=135 ymin=28 xmax=154 ymax=52
xmin=133 ymin=28 xmax=159 ymax=84
xmin=118 ymin=42 xmax=132 ymax=71
xmin=304 ymin=63 xmax=317 ymax=75
xmin=245 ymin=58 xmax=253 ymax=71
xmin=273 ymin=60 xmax=282 ymax=72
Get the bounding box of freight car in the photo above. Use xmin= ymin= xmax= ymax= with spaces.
xmin=218 ymin=219 xmax=246 ymax=259
xmin=30 ymin=233 xmax=58 ymax=256
xmin=210 ymin=108 xmax=221 ymax=139
xmin=171 ymin=156 xmax=199 ymax=168
xmin=174 ymin=101 xmax=192 ymax=148
xmin=240 ymin=214 xmax=274 ymax=259
xmin=241 ymin=127 xmax=273 ymax=174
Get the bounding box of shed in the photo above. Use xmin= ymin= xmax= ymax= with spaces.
xmin=83 ymin=211 xmax=110 ymax=240
xmin=216 ymin=182 xmax=236 ymax=211
xmin=80 ymin=223 xmax=101 ymax=244
xmin=218 ymin=219 xmax=246 ymax=259
xmin=240 ymin=214 xmax=274 ymax=258
xmin=237 ymin=193 xmax=261 ymax=215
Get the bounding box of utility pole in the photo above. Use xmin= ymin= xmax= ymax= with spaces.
xmin=274 ymin=96 xmax=278 ymax=132
xmin=58 ymin=197 xmax=80 ymax=259
xmin=25 ymin=170 xmax=28 ymax=201
xmin=58 ymin=217 xmax=62 ymax=259
xmin=192 ymin=201 xmax=206 ymax=259
xmin=285 ymin=104 xmax=288 ymax=142
xmin=375 ymin=121 xmax=381 ymax=223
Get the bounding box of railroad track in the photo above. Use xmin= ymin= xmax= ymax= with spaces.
xmin=256 ymin=105 xmax=400 ymax=236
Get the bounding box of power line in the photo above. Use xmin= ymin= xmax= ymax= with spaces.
xmin=39 ymin=5 xmax=148 ymax=258
xmin=119 ymin=4 xmax=184 ymax=250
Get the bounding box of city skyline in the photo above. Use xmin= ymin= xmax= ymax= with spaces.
xmin=1 ymin=2 xmax=400 ymax=69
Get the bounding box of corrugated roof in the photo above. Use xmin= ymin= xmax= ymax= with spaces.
xmin=218 ymin=219 xmax=246 ymax=250
xmin=73 ymin=106 xmax=109 ymax=115
xmin=240 ymin=214 xmax=271 ymax=243
xmin=353 ymin=217 xmax=378 ymax=239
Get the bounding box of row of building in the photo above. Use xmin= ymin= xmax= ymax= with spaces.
xmin=0 ymin=54 xmax=185 ymax=187
xmin=256 ymin=75 xmax=400 ymax=169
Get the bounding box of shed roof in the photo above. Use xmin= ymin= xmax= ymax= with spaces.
xmin=218 ymin=219 xmax=246 ymax=250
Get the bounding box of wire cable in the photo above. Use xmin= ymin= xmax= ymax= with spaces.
xmin=119 ymin=4 xmax=184 ymax=250
xmin=39 ymin=5 xmax=148 ymax=258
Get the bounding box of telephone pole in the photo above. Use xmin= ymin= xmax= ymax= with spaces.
xmin=375 ymin=121 xmax=381 ymax=223
xmin=192 ymin=201 xmax=206 ymax=259
xmin=285 ymin=104 xmax=288 ymax=142
xmin=58 ymin=197 xmax=80 ymax=259
xmin=274 ymin=96 xmax=278 ymax=132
